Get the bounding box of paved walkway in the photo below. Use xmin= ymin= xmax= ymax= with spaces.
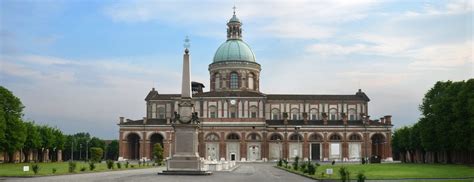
xmin=2 ymin=163 xmax=313 ymax=182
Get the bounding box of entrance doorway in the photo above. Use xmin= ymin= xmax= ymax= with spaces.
xmin=230 ymin=153 xmax=236 ymax=161
xmin=311 ymin=143 xmax=320 ymax=161
xmin=127 ymin=133 xmax=140 ymax=160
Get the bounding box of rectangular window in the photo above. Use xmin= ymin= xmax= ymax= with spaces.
xmin=349 ymin=115 xmax=355 ymax=121
xmin=230 ymin=112 xmax=236 ymax=118
xmin=330 ymin=114 xmax=336 ymax=120
xmin=251 ymin=112 xmax=257 ymax=118
xmin=311 ymin=114 xmax=316 ymax=120
xmin=158 ymin=114 xmax=165 ymax=119
xmin=210 ymin=112 xmax=216 ymax=118
xmin=272 ymin=114 xmax=278 ymax=120
xmin=293 ymin=114 xmax=298 ymax=120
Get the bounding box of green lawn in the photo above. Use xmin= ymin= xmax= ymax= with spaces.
xmin=0 ymin=161 xmax=156 ymax=177
xmin=277 ymin=163 xmax=474 ymax=180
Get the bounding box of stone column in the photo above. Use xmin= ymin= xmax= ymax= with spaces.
xmin=57 ymin=150 xmax=62 ymax=162
xmin=342 ymin=132 xmax=348 ymax=161
xmin=220 ymin=132 xmax=226 ymax=160
xmin=283 ymin=132 xmax=288 ymax=160
xmin=141 ymin=132 xmax=146 ymax=160
xmin=303 ymin=133 xmax=309 ymax=161
xmin=198 ymin=131 xmax=205 ymax=158
xmin=385 ymin=131 xmax=393 ymax=161
xmin=240 ymin=132 xmax=247 ymax=161
xmin=323 ymin=132 xmax=329 ymax=161
xmin=262 ymin=131 xmax=268 ymax=161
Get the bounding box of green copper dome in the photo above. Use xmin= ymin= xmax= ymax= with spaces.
xmin=213 ymin=39 xmax=256 ymax=63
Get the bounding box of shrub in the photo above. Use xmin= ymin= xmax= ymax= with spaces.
xmin=283 ymin=159 xmax=288 ymax=168
xmin=357 ymin=171 xmax=366 ymax=182
xmin=117 ymin=162 xmax=122 ymax=169
xmin=31 ymin=164 xmax=39 ymax=175
xmin=138 ymin=160 xmax=142 ymax=167
xmin=307 ymin=162 xmax=316 ymax=175
xmin=80 ymin=167 xmax=86 ymax=172
xmin=52 ymin=168 xmax=57 ymax=174
xmin=106 ymin=160 xmax=114 ymax=169
xmin=339 ymin=166 xmax=351 ymax=182
xmin=153 ymin=143 xmax=164 ymax=165
xmin=125 ymin=161 xmax=129 ymax=168
xmin=361 ymin=157 xmax=366 ymax=165
xmin=68 ymin=161 xmax=77 ymax=173
xmin=321 ymin=172 xmax=325 ymax=178
xmin=292 ymin=156 xmax=300 ymax=170
xmin=277 ymin=159 xmax=283 ymax=167
xmin=300 ymin=162 xmax=307 ymax=173
xmin=90 ymin=147 xmax=103 ymax=163
xmin=131 ymin=165 xmax=135 ymax=168
xmin=89 ymin=162 xmax=96 ymax=171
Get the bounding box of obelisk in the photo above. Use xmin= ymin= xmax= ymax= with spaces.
xmin=160 ymin=37 xmax=210 ymax=175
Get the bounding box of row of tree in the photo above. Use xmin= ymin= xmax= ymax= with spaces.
xmin=62 ymin=132 xmax=119 ymax=162
xmin=0 ymin=86 xmax=118 ymax=163
xmin=392 ymin=79 xmax=474 ymax=164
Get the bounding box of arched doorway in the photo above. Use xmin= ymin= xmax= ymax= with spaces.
xmin=371 ymin=133 xmax=386 ymax=158
xmin=268 ymin=133 xmax=283 ymax=161
xmin=127 ymin=133 xmax=141 ymax=160
xmin=149 ymin=133 xmax=164 ymax=160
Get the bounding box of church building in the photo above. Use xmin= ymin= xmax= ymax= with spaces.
xmin=118 ymin=11 xmax=393 ymax=162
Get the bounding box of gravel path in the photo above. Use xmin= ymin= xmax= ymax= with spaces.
xmin=2 ymin=163 xmax=312 ymax=182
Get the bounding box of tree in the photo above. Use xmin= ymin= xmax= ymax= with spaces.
xmin=51 ymin=128 xmax=65 ymax=161
xmin=152 ymin=143 xmax=164 ymax=165
xmin=89 ymin=137 xmax=105 ymax=150
xmin=0 ymin=86 xmax=27 ymax=162
xmin=23 ymin=122 xmax=41 ymax=162
xmin=89 ymin=147 xmax=103 ymax=162
xmin=38 ymin=125 xmax=54 ymax=162
xmin=106 ymin=140 xmax=119 ymax=160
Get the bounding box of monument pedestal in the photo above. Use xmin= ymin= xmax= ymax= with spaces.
xmin=159 ymin=124 xmax=212 ymax=175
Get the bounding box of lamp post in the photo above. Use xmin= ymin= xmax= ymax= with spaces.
xmin=71 ymin=140 xmax=74 ymax=161
xmin=80 ymin=144 xmax=82 ymax=161
xmin=86 ymin=140 xmax=89 ymax=162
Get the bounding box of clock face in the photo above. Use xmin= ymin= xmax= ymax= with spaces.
xmin=230 ymin=99 xmax=236 ymax=105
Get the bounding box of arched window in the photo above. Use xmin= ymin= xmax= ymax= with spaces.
xmin=209 ymin=106 xmax=217 ymax=118
xmin=291 ymin=108 xmax=299 ymax=120
xmin=329 ymin=108 xmax=337 ymax=120
xmin=310 ymin=108 xmax=318 ymax=120
xmin=309 ymin=133 xmax=323 ymax=141
xmin=250 ymin=106 xmax=258 ymax=118
xmin=330 ymin=134 xmax=342 ymax=141
xmin=229 ymin=106 xmax=237 ymax=118
xmin=269 ymin=133 xmax=283 ymax=141
xmin=248 ymin=73 xmax=254 ymax=90
xmin=214 ymin=73 xmax=221 ymax=90
xmin=348 ymin=109 xmax=356 ymax=121
xmin=349 ymin=134 xmax=361 ymax=141
xmin=151 ymin=103 xmax=157 ymax=118
xmin=247 ymin=133 xmax=261 ymax=141
xmin=230 ymin=72 xmax=239 ymax=89
xmin=289 ymin=134 xmax=303 ymax=141
xmin=227 ymin=133 xmax=240 ymax=140
xmin=271 ymin=109 xmax=280 ymax=120
xmin=157 ymin=107 xmax=165 ymax=119
xmin=205 ymin=133 xmax=220 ymax=141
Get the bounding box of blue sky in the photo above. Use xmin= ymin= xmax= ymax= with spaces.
xmin=1 ymin=0 xmax=472 ymax=139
